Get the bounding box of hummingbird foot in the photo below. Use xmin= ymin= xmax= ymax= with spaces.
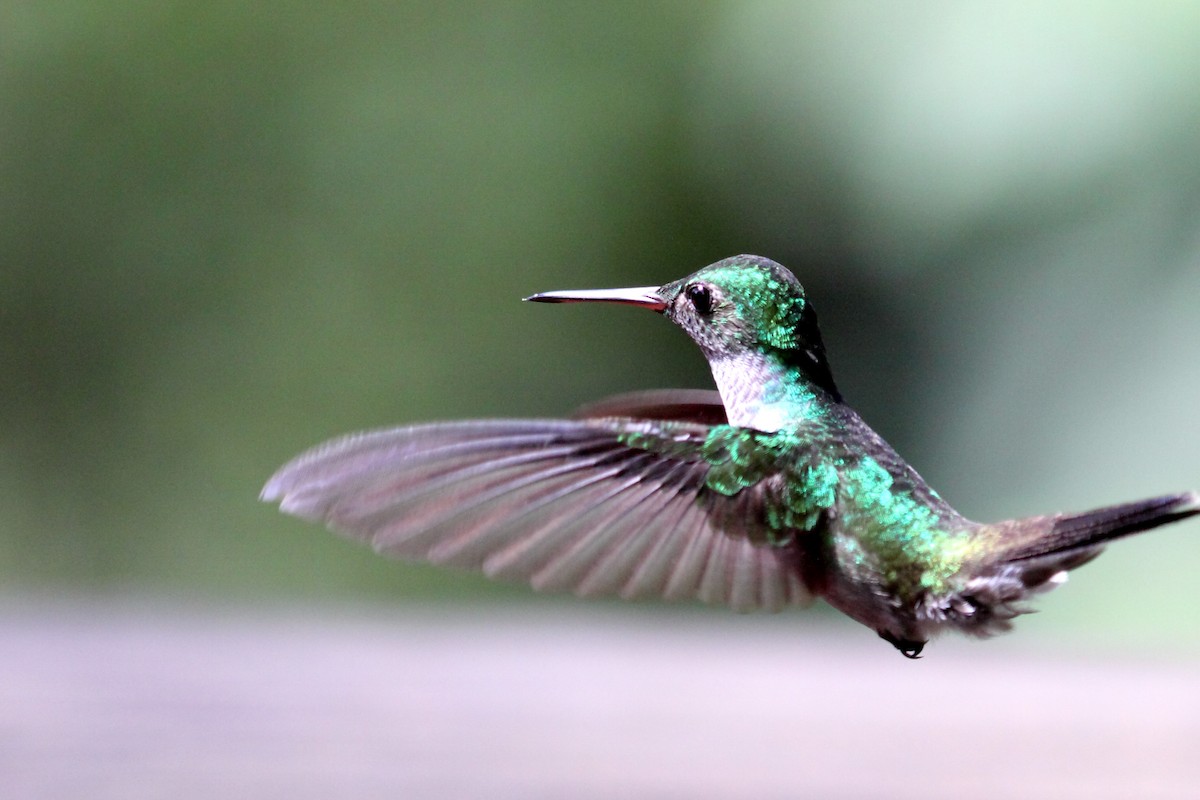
xmin=878 ymin=630 xmax=926 ymax=659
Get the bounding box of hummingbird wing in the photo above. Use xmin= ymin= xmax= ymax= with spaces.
xmin=572 ymin=389 xmax=728 ymax=426
xmin=262 ymin=418 xmax=811 ymax=612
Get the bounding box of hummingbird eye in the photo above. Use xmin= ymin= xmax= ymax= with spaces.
xmin=685 ymin=283 xmax=714 ymax=316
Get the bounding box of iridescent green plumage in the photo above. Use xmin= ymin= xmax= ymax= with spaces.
xmin=262 ymin=255 xmax=1199 ymax=658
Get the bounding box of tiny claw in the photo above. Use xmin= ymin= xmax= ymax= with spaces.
xmin=879 ymin=630 xmax=926 ymax=659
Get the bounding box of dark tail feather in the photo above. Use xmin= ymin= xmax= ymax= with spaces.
xmin=950 ymin=492 xmax=1198 ymax=637
xmin=1003 ymin=491 xmax=1200 ymax=564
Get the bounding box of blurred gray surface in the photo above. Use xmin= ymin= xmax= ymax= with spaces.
xmin=5 ymin=599 xmax=1197 ymax=799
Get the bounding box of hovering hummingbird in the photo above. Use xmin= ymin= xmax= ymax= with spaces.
xmin=262 ymin=255 xmax=1198 ymax=658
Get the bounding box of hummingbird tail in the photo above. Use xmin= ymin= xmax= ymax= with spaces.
xmin=941 ymin=492 xmax=1199 ymax=638
xmin=1001 ymin=491 xmax=1200 ymax=568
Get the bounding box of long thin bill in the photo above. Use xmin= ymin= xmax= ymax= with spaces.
xmin=524 ymin=286 xmax=667 ymax=312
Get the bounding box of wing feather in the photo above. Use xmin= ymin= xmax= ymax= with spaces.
xmin=530 ymin=458 xmax=691 ymax=592
xmin=572 ymin=389 xmax=728 ymax=426
xmin=263 ymin=418 xmax=814 ymax=611
xmin=427 ymin=466 xmax=622 ymax=568
xmin=374 ymin=451 xmax=633 ymax=558
xmin=663 ymin=499 xmax=722 ymax=601
xmin=573 ymin=460 xmax=697 ymax=597
xmin=698 ymin=532 xmax=735 ymax=606
xmin=618 ymin=488 xmax=705 ymax=601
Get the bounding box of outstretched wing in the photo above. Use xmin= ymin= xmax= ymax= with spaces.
xmin=262 ymin=417 xmax=811 ymax=612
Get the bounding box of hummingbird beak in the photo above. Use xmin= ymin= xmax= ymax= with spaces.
xmin=524 ymin=286 xmax=667 ymax=312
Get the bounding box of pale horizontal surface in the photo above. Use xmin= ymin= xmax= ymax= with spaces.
xmin=4 ymin=598 xmax=1198 ymax=800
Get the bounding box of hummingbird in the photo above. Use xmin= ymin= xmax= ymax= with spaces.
xmin=262 ymin=254 xmax=1198 ymax=658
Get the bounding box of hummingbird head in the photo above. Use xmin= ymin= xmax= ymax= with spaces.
xmin=528 ymin=255 xmax=840 ymax=400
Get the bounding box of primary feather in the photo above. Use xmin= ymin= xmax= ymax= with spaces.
xmin=262 ymin=416 xmax=812 ymax=612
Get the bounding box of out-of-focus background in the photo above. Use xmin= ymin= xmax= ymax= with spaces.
xmin=4 ymin=2 xmax=1199 ymax=797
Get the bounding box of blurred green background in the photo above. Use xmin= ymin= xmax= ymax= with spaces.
xmin=3 ymin=1 xmax=1199 ymax=648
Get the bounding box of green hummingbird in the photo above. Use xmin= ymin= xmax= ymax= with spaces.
xmin=262 ymin=255 xmax=1198 ymax=658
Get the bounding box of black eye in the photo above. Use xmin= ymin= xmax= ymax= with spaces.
xmin=685 ymin=283 xmax=713 ymax=315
